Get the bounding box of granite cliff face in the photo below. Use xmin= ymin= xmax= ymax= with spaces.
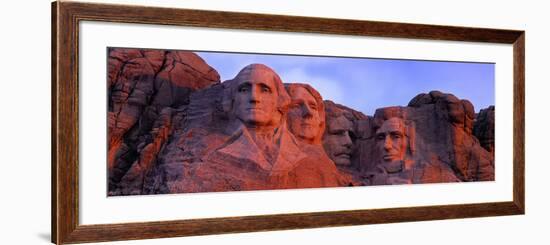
xmin=107 ymin=48 xmax=220 ymax=195
xmin=107 ymin=48 xmax=495 ymax=195
xmin=474 ymin=106 xmax=495 ymax=157
xmin=143 ymin=65 xmax=347 ymax=194
xmin=369 ymin=91 xmax=493 ymax=182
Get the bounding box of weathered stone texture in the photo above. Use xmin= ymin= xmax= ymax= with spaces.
xmin=474 ymin=106 xmax=495 ymax=157
xmin=362 ymin=91 xmax=494 ymax=182
xmin=107 ymin=48 xmax=220 ymax=195
xmin=107 ymin=50 xmax=495 ymax=195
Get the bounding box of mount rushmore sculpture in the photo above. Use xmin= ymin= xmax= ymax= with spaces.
xmin=107 ymin=48 xmax=494 ymax=196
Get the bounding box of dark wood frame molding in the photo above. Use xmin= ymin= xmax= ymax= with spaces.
xmin=52 ymin=1 xmax=525 ymax=244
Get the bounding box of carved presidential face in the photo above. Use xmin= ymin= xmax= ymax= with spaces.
xmin=323 ymin=116 xmax=353 ymax=166
xmin=287 ymin=86 xmax=323 ymax=144
xmin=232 ymin=68 xmax=280 ymax=127
xmin=376 ymin=117 xmax=407 ymax=162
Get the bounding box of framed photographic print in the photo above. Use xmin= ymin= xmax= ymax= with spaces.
xmin=52 ymin=1 xmax=525 ymax=244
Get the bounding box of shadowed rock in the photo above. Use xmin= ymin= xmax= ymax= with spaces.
xmin=366 ymin=117 xmax=460 ymax=185
xmin=473 ymin=106 xmax=495 ymax=157
xmin=107 ymin=48 xmax=220 ymax=195
xmin=322 ymin=101 xmax=370 ymax=185
xmin=360 ymin=91 xmax=494 ymax=182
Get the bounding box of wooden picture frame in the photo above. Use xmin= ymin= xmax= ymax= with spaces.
xmin=52 ymin=1 xmax=525 ymax=244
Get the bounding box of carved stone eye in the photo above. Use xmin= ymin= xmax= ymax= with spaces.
xmin=260 ymin=85 xmax=272 ymax=93
xmin=238 ymin=86 xmax=249 ymax=92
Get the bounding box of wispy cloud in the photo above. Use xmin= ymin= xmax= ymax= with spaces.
xmin=279 ymin=68 xmax=344 ymax=104
xmin=195 ymin=51 xmax=494 ymax=116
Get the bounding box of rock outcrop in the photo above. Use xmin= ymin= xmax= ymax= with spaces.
xmin=360 ymin=91 xmax=494 ymax=182
xmin=107 ymin=48 xmax=220 ymax=195
xmin=107 ymin=49 xmax=495 ymax=195
xmin=474 ymin=106 xmax=495 ymax=157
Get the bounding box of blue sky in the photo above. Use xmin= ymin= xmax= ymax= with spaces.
xmin=196 ymin=51 xmax=494 ymax=116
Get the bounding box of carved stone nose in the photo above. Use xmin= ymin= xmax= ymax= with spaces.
xmin=303 ymin=105 xmax=313 ymax=117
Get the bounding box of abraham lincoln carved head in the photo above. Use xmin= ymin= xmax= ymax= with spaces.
xmin=374 ymin=117 xmax=415 ymax=164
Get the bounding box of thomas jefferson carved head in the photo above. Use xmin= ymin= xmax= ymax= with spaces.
xmin=285 ymin=83 xmax=325 ymax=145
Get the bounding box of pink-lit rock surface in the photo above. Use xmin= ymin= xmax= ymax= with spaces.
xmin=107 ymin=49 xmax=495 ymax=195
xmin=142 ymin=65 xmax=348 ymax=194
xmin=360 ymin=91 xmax=494 ymax=183
xmin=107 ymin=48 xmax=220 ymax=195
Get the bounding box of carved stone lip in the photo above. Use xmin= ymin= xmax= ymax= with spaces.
xmin=335 ymin=152 xmax=351 ymax=159
xmin=246 ymin=108 xmax=264 ymax=112
xmin=382 ymin=154 xmax=399 ymax=161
